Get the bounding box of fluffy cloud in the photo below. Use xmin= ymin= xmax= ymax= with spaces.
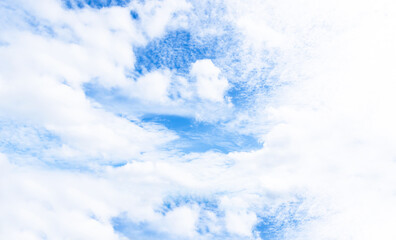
xmin=130 ymin=70 xmax=172 ymax=103
xmin=191 ymin=59 xmax=229 ymax=103
xmin=131 ymin=0 xmax=191 ymax=39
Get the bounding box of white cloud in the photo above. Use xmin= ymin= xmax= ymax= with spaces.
xmin=159 ymin=206 xmax=199 ymax=237
xmin=191 ymin=59 xmax=229 ymax=102
xmin=131 ymin=0 xmax=191 ymax=39
xmin=2 ymin=0 xmax=396 ymax=239
xmin=223 ymin=0 xmax=396 ymax=239
xmin=0 ymin=154 xmax=123 ymax=240
xmin=0 ymin=0 xmax=192 ymax=162
xmin=130 ymin=69 xmax=172 ymax=103
xmin=225 ymin=211 xmax=257 ymax=237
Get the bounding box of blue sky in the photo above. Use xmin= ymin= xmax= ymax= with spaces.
xmin=1 ymin=0 xmax=396 ymax=239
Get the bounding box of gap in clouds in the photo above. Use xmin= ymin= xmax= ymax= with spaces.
xmin=254 ymin=198 xmax=309 ymax=240
xmin=62 ymin=0 xmax=131 ymax=9
xmin=133 ymin=30 xmax=218 ymax=75
xmin=141 ymin=114 xmax=262 ymax=153
xmin=112 ymin=214 xmax=170 ymax=240
xmin=82 ymin=79 xmax=263 ymax=153
xmin=158 ymin=195 xmax=220 ymax=216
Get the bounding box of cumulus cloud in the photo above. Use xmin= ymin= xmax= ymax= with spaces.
xmin=191 ymin=59 xmax=229 ymax=103
xmin=225 ymin=211 xmax=257 ymax=237
xmin=131 ymin=0 xmax=191 ymax=39
xmin=130 ymin=69 xmax=172 ymax=103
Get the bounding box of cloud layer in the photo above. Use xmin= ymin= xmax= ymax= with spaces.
xmin=1 ymin=0 xmax=396 ymax=239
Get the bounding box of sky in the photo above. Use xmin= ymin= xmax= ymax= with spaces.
xmin=1 ymin=0 xmax=396 ymax=239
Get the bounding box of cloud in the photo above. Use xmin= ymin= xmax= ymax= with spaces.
xmin=130 ymin=69 xmax=172 ymax=103
xmin=127 ymin=59 xmax=231 ymax=104
xmin=191 ymin=59 xmax=229 ymax=103
xmin=2 ymin=0 xmax=396 ymax=239
xmin=159 ymin=205 xmax=199 ymax=237
xmin=131 ymin=0 xmax=191 ymax=39
xmin=225 ymin=211 xmax=257 ymax=237
xmin=223 ymin=0 xmax=396 ymax=239
xmin=0 ymin=0 xmax=191 ymax=163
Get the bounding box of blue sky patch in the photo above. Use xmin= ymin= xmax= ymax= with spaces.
xmin=112 ymin=215 xmax=171 ymax=240
xmin=142 ymin=114 xmax=262 ymax=153
xmin=158 ymin=195 xmax=220 ymax=215
xmin=83 ymin=80 xmax=262 ymax=154
xmin=254 ymin=200 xmax=307 ymax=240
xmin=129 ymin=10 xmax=139 ymax=20
xmin=62 ymin=0 xmax=131 ymax=9
xmin=134 ymin=30 xmax=218 ymax=74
